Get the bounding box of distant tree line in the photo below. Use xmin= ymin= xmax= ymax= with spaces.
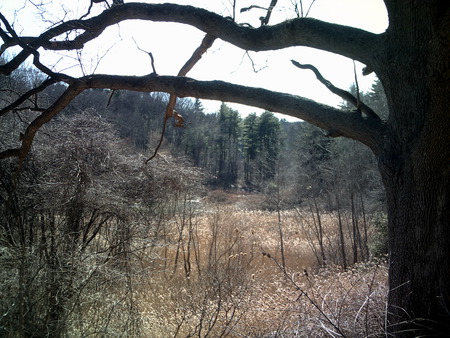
xmin=71 ymin=79 xmax=387 ymax=208
xmin=63 ymin=86 xmax=283 ymax=189
xmin=65 ymin=81 xmax=385 ymax=194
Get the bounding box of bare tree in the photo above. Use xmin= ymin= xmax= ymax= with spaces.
xmin=1 ymin=2 xmax=449 ymax=335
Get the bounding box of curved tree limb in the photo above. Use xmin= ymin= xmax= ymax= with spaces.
xmin=0 ymin=82 xmax=85 ymax=165
xmin=86 ymin=75 xmax=385 ymax=153
xmin=0 ymin=3 xmax=382 ymax=76
xmin=0 ymin=78 xmax=58 ymax=117
xmin=0 ymin=3 xmax=385 ymax=162
xmin=291 ymin=59 xmax=380 ymax=120
xmin=0 ymin=74 xmax=386 ymax=162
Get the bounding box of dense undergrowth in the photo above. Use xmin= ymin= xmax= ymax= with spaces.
xmin=0 ymin=113 xmax=388 ymax=337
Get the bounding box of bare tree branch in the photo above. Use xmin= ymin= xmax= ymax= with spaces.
xmin=0 ymin=78 xmax=58 ymax=117
xmin=132 ymin=37 xmax=158 ymax=74
xmin=146 ymin=33 xmax=216 ymax=163
xmin=0 ymin=82 xmax=85 ymax=164
xmin=0 ymin=3 xmax=381 ymax=76
xmin=0 ymin=3 xmax=384 ymax=162
xmin=90 ymin=75 xmax=384 ymax=149
xmin=0 ymin=12 xmax=74 ymax=82
xmin=0 ymin=74 xmax=385 ymax=161
xmin=290 ymin=59 xmax=380 ymax=120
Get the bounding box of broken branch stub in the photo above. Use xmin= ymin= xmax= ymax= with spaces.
xmin=145 ymin=33 xmax=216 ymax=163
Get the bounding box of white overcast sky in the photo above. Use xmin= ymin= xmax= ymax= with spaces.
xmin=1 ymin=0 xmax=388 ymax=119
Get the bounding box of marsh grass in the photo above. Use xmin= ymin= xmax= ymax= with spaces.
xmin=130 ymin=201 xmax=387 ymax=337
xmin=2 ymin=188 xmax=385 ymax=337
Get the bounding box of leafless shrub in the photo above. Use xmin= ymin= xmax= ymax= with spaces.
xmin=137 ymin=205 xmax=255 ymax=337
xmin=132 ymin=204 xmax=387 ymax=337
xmin=236 ymin=258 xmax=387 ymax=337
xmin=0 ymin=111 xmax=201 ymax=337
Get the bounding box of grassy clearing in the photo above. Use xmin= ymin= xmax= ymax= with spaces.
xmin=131 ymin=196 xmax=388 ymax=337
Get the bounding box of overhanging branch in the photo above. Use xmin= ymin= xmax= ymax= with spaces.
xmin=0 ymin=82 xmax=85 ymax=163
xmin=0 ymin=74 xmax=385 ymax=161
xmin=145 ymin=33 xmax=217 ymax=163
xmin=0 ymin=3 xmax=381 ymax=76
xmin=0 ymin=3 xmax=386 ymax=161
xmin=291 ymin=60 xmax=380 ymax=120
xmin=87 ymin=75 xmax=385 ymax=153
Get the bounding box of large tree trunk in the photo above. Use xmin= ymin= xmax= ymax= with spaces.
xmin=378 ymin=3 xmax=450 ymax=334
xmin=380 ymin=150 xmax=450 ymax=336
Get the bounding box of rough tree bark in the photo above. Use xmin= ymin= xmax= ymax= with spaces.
xmin=0 ymin=1 xmax=449 ymax=335
xmin=376 ymin=2 xmax=450 ymax=334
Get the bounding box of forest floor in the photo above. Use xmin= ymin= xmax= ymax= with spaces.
xmin=135 ymin=189 xmax=388 ymax=337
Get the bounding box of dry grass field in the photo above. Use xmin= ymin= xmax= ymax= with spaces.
xmin=129 ymin=190 xmax=388 ymax=337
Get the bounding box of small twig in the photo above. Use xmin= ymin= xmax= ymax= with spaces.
xmin=132 ymin=37 xmax=158 ymax=74
xmin=148 ymin=52 xmax=157 ymax=74
xmin=80 ymin=1 xmax=95 ymax=20
xmin=92 ymin=39 xmax=121 ymax=74
xmin=245 ymin=51 xmax=268 ymax=73
xmin=145 ymin=117 xmax=168 ymax=163
xmin=240 ymin=5 xmax=267 ymax=13
xmin=304 ymin=0 xmax=317 ymax=18
xmin=353 ymin=60 xmax=361 ymax=113
xmin=290 ymin=0 xmax=300 ymax=18
xmin=240 ymin=1 xmax=278 ymax=25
